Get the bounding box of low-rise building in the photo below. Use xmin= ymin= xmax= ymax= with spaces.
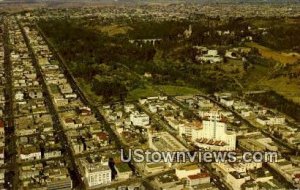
xmin=186 ymin=173 xmax=210 ymax=187
xmin=79 ymin=157 xmax=112 ymax=187
xmin=130 ymin=111 xmax=150 ymax=127
xmin=175 ymin=164 xmax=200 ymax=179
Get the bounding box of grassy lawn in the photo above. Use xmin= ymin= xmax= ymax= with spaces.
xmin=246 ymin=42 xmax=300 ymax=64
xmin=93 ymin=24 xmax=133 ymax=37
xmin=260 ymin=77 xmax=300 ymax=104
xmin=156 ymin=85 xmax=200 ymax=96
xmin=244 ymin=64 xmax=270 ymax=89
xmin=127 ymin=84 xmax=200 ymax=100
xmin=222 ymin=59 xmax=245 ymax=78
xmin=126 ymin=85 xmax=160 ymax=101
xmin=115 ymin=163 xmax=132 ymax=173
xmin=244 ymin=64 xmax=300 ymax=104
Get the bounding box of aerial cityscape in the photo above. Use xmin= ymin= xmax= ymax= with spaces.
xmin=0 ymin=0 xmax=299 ymax=190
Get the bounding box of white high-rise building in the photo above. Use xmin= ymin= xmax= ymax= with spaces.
xmin=192 ymin=112 xmax=236 ymax=150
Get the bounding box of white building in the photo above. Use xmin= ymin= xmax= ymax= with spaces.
xmin=225 ymin=50 xmax=238 ymax=59
xmin=175 ymin=164 xmax=201 ymax=179
xmin=20 ymin=147 xmax=42 ymax=161
xmin=220 ymin=98 xmax=234 ymax=107
xmin=64 ymin=93 xmax=77 ymax=99
xmin=130 ymin=111 xmax=150 ymax=127
xmin=240 ymin=109 xmax=252 ymax=117
xmin=197 ymin=98 xmax=214 ymax=108
xmin=256 ymin=116 xmax=285 ymax=126
xmin=149 ymin=104 xmax=158 ymax=113
xmin=124 ymin=104 xmax=135 ymax=113
xmin=148 ymin=131 xmax=188 ymax=152
xmin=15 ymin=91 xmax=24 ymax=101
xmin=192 ymin=112 xmax=236 ymax=151
xmin=80 ymin=159 xmax=112 ymax=187
xmin=226 ymin=171 xmax=250 ymax=190
xmin=59 ymin=83 xmax=73 ymax=94
xmin=214 ymin=92 xmax=232 ymax=101
xmin=196 ymin=49 xmax=223 ymax=63
xmin=29 ymin=91 xmax=43 ymax=99
xmin=207 ymin=50 xmax=218 ymax=56
xmin=268 ymin=116 xmax=285 ymax=125
xmin=213 ymin=163 xmax=251 ymax=190
xmin=197 ymin=55 xmax=223 ymax=63
xmin=44 ymin=150 xmax=62 ymax=159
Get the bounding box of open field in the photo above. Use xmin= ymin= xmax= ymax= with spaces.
xmin=126 ymin=85 xmax=200 ymax=100
xmin=246 ymin=42 xmax=300 ymax=64
xmin=94 ymin=24 xmax=133 ymax=37
xmin=155 ymin=85 xmax=200 ymax=96
xmin=126 ymin=85 xmax=160 ymax=101
xmin=259 ymin=77 xmax=300 ymax=104
xmin=239 ymin=56 xmax=300 ymax=104
xmin=222 ymin=59 xmax=245 ymax=78
xmin=245 ymin=66 xmax=300 ymax=104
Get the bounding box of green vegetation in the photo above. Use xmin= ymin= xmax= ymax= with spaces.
xmin=49 ymin=84 xmax=59 ymax=94
xmin=38 ymin=19 xmax=156 ymax=102
xmin=37 ymin=17 xmax=300 ymax=106
xmin=77 ymin=78 xmax=103 ymax=103
xmin=115 ymin=163 xmax=131 ymax=173
xmin=127 ymin=85 xmax=200 ymax=100
xmin=233 ymin=17 xmax=300 ymax=52
xmin=255 ymin=19 xmax=300 ymax=52
xmin=246 ymin=42 xmax=300 ymax=64
xmin=38 ymin=18 xmax=242 ymax=103
xmin=247 ymin=91 xmax=300 ymax=122
xmin=242 ymin=55 xmax=300 ymax=103
xmin=127 ymin=20 xmax=189 ymax=39
xmin=127 ymin=85 xmax=159 ymax=101
xmin=156 ymin=85 xmax=200 ymax=96
xmin=95 ymin=24 xmax=133 ymax=37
